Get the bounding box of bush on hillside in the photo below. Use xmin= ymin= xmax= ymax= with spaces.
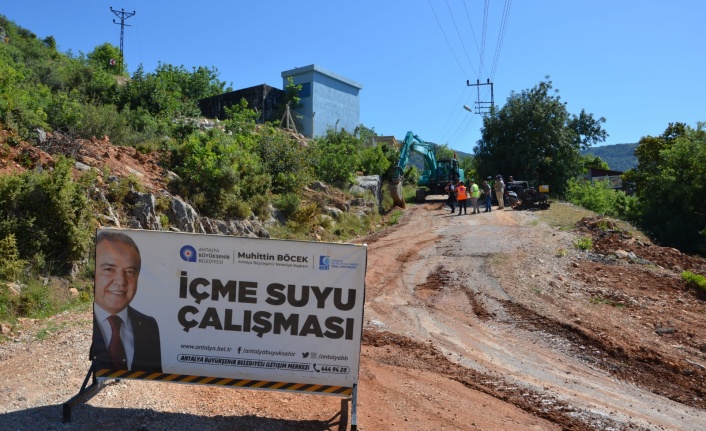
xmin=0 ymin=156 xmax=96 ymax=274
xmin=274 ymin=193 xmax=300 ymax=219
xmin=565 ymin=178 xmax=637 ymax=220
xmin=0 ymin=234 xmax=26 ymax=281
xmin=359 ymin=143 xmax=391 ymax=177
xmin=311 ymin=129 xmax=361 ymax=186
xmin=165 ymin=129 xmax=262 ymax=218
xmin=257 ymin=126 xmax=314 ymax=194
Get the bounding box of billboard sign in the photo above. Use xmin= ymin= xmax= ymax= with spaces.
xmin=91 ymin=228 xmax=367 ymax=392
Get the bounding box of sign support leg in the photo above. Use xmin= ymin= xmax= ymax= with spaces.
xmin=62 ymin=362 xmax=104 ymax=423
xmin=351 ymin=383 xmax=358 ymax=430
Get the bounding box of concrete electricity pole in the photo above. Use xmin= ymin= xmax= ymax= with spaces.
xmin=466 ymin=79 xmax=495 ymax=114
xmin=110 ymin=7 xmax=136 ymax=73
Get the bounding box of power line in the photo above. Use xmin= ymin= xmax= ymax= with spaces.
xmin=437 ymin=89 xmax=471 ymax=144
xmin=462 ymin=1 xmax=485 ymax=78
xmin=427 ymin=0 xmax=469 ymax=78
xmin=445 ymin=0 xmax=477 ymax=78
xmin=480 ymin=0 xmax=490 ymax=80
xmin=489 ymin=0 xmax=512 ymax=80
xmin=110 ymin=7 xmax=136 ymax=73
xmin=428 ymin=1 xmax=512 ymax=150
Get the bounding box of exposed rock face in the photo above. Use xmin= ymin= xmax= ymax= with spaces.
xmin=95 ymin=189 xmax=273 ymax=238
xmin=309 ymin=181 xmax=328 ymax=193
xmin=325 ymin=206 xmax=344 ymax=220
xmin=167 ymin=196 xmax=204 ymax=233
xmin=93 ymin=188 xmax=121 ymax=227
xmin=200 ymin=216 xmax=270 ymax=238
xmin=352 ymin=175 xmax=382 ymax=209
xmin=128 ymin=191 xmax=162 ymax=231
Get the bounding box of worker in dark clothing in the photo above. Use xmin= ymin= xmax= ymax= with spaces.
xmin=483 ymin=178 xmax=492 ymax=212
xmin=445 ymin=181 xmax=456 ymax=212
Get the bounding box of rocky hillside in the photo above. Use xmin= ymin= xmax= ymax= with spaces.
xmin=0 ymin=126 xmax=383 ymax=241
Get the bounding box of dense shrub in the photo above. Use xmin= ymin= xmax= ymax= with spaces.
xmin=311 ymin=129 xmax=361 ymax=186
xmin=165 ymin=129 xmax=262 ymax=217
xmin=681 ymin=271 xmax=706 ymax=298
xmin=0 ymin=156 xmax=96 ymax=274
xmin=249 ymin=194 xmax=271 ymax=220
xmin=274 ymin=193 xmax=301 ymax=219
xmin=257 ymin=126 xmax=314 ymax=194
xmin=0 ymin=234 xmax=26 ymax=281
xmin=565 ymin=178 xmax=637 ymax=220
xmin=359 ymin=143 xmax=391 ymax=176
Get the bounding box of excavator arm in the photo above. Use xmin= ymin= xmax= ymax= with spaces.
xmin=392 ymin=132 xmax=436 ymax=184
xmin=391 ymin=132 xmax=438 ymax=207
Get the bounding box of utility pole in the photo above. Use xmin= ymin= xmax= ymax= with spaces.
xmin=110 ymin=7 xmax=136 ymax=73
xmin=466 ymin=79 xmax=494 ymax=114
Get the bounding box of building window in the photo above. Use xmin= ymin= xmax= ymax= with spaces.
xmin=299 ymin=82 xmax=311 ymax=98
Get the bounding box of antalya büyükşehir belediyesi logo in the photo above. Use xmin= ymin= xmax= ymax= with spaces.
xmin=180 ymin=245 xmax=197 ymax=262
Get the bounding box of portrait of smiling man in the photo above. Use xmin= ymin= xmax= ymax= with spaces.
xmin=91 ymin=230 xmax=162 ymax=373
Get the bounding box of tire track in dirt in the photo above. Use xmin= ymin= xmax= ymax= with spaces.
xmin=364 ymin=202 xmax=706 ymax=430
xmin=362 ymin=329 xmax=631 ymax=431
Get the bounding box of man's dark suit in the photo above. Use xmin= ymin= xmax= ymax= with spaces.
xmin=91 ymin=306 xmax=162 ymax=373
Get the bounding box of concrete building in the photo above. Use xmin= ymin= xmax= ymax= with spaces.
xmin=198 ymin=65 xmax=362 ymax=138
xmin=581 ymin=167 xmax=624 ymax=189
xmin=281 ymin=64 xmax=363 ymax=138
xmin=198 ymin=84 xmax=284 ymax=124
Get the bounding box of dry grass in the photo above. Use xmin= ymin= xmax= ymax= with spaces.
xmin=536 ymin=201 xmax=651 ymax=243
xmin=535 ymin=201 xmax=596 ymax=230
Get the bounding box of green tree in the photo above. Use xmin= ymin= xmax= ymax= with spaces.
xmin=435 ymin=143 xmax=455 ymax=161
xmin=257 ymin=125 xmax=314 ymax=194
xmin=283 ymin=76 xmax=302 ymax=111
xmin=354 ymin=124 xmax=377 ymax=147
xmin=581 ymin=154 xmax=610 ymax=172
xmin=353 ymin=124 xmax=392 ymax=177
xmin=566 ymin=178 xmax=636 ymax=219
xmin=87 ymin=42 xmax=126 ymax=76
xmin=458 ymin=154 xmax=476 ymax=181
xmin=474 ymin=78 xmax=607 ymax=195
xmin=359 ymin=143 xmax=391 ymax=176
xmin=312 ymin=129 xmax=362 ymax=186
xmin=379 ymin=140 xmax=401 ymax=182
xmin=625 ymin=122 xmax=706 ymax=253
xmin=165 ymin=128 xmax=263 ymax=217
xmin=275 ymin=77 xmax=303 ymax=130
xmin=118 ymin=62 xmax=229 ymax=120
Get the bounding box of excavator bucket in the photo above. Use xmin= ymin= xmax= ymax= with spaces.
xmin=390 ymin=182 xmax=406 ymax=208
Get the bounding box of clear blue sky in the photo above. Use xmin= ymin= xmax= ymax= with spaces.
xmin=2 ymin=1 xmax=704 ymax=153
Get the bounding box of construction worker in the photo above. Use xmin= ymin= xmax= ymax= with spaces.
xmin=445 ymin=181 xmax=456 ymax=212
xmin=494 ymin=175 xmax=505 ymax=210
xmin=455 ymin=180 xmax=467 ymax=215
xmin=469 ymin=179 xmax=480 ymax=214
xmin=483 ymin=177 xmax=492 ymax=212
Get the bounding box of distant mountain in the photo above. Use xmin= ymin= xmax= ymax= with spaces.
xmin=582 ymin=143 xmax=638 ymax=172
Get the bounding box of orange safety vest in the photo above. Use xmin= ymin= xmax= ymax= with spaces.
xmin=456 ymin=184 xmax=467 ymax=200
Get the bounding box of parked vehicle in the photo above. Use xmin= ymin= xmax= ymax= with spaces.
xmin=505 ymin=181 xmax=550 ymax=210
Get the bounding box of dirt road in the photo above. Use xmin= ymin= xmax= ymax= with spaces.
xmin=1 ymin=199 xmax=705 ymax=430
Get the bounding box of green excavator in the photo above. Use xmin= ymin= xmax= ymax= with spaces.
xmin=390 ymin=132 xmax=465 ymax=208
